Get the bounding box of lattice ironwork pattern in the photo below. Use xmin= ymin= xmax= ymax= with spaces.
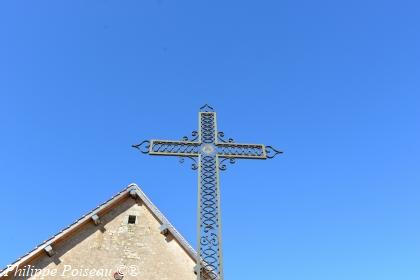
xmin=199 ymin=154 xmax=220 ymax=279
xmin=149 ymin=140 xmax=201 ymax=156
xmin=216 ymin=143 xmax=266 ymax=158
xmin=133 ymin=104 xmax=282 ymax=280
xmin=197 ymin=111 xmax=223 ymax=279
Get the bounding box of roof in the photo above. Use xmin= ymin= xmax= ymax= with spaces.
xmin=0 ymin=183 xmax=197 ymax=277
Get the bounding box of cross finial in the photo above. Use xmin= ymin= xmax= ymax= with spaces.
xmin=200 ymin=104 xmax=214 ymax=112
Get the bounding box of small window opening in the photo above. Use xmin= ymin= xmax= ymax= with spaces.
xmin=128 ymin=215 xmax=136 ymax=224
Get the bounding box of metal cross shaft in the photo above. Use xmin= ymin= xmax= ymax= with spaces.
xmin=133 ymin=104 xmax=281 ymax=280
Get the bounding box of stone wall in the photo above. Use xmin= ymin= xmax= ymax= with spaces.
xmin=4 ymin=197 xmax=196 ymax=280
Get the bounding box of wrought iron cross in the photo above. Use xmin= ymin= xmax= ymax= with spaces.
xmin=133 ymin=104 xmax=281 ymax=280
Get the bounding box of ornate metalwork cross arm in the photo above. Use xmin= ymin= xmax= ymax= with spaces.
xmin=133 ymin=104 xmax=281 ymax=280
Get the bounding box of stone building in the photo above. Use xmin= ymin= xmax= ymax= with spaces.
xmin=0 ymin=184 xmax=198 ymax=280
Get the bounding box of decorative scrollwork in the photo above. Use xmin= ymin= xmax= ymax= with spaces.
xmin=217 ymin=131 xmax=234 ymax=143
xmin=132 ymin=140 xmax=150 ymax=154
xmin=182 ymin=130 xmax=199 ymax=142
xmin=219 ymin=157 xmax=236 ymax=171
xmin=265 ymin=146 xmax=283 ymax=159
xmin=179 ymin=156 xmax=198 ymax=170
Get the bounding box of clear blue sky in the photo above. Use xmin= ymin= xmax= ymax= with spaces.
xmin=0 ymin=1 xmax=419 ymax=279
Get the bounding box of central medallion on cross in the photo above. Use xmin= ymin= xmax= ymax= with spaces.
xmin=201 ymin=143 xmax=215 ymax=155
